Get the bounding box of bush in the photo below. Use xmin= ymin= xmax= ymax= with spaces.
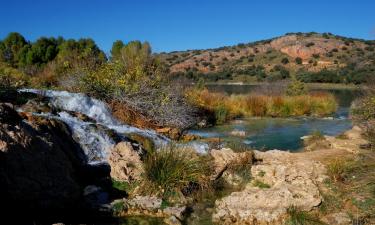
xmin=305 ymin=42 xmax=315 ymax=47
xmin=286 ymin=206 xmax=324 ymax=225
xmin=286 ymin=79 xmax=307 ymax=96
xmin=297 ymin=69 xmax=342 ymax=83
xmin=281 ymin=57 xmax=289 ymax=64
xmin=252 ymin=180 xmax=270 ymax=189
xmin=215 ymin=104 xmax=229 ymax=124
xmin=143 ymin=145 xmax=211 ymax=196
xmin=295 ymin=57 xmax=303 ymax=64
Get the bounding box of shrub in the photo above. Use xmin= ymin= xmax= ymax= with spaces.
xmin=295 ymin=57 xmax=303 ymax=64
xmin=281 ymin=57 xmax=289 ymax=64
xmin=286 ymin=79 xmax=307 ymax=96
xmin=252 ymin=180 xmax=270 ymax=189
xmin=215 ymin=104 xmax=229 ymax=124
xmin=327 ymin=158 xmax=347 ymax=182
xmin=286 ymin=206 xmax=324 ymax=225
xmin=305 ymin=42 xmax=315 ymax=47
xmin=143 ymin=145 xmax=211 ymax=196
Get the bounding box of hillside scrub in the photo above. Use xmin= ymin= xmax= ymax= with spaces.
xmin=186 ymin=88 xmax=337 ymax=124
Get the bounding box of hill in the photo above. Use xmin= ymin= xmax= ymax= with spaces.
xmin=160 ymin=32 xmax=375 ymax=84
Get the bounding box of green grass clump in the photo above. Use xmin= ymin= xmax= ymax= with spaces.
xmin=252 ymin=180 xmax=270 ymax=189
xmin=112 ymin=179 xmax=138 ymax=193
xmin=335 ymin=132 xmax=349 ymax=140
xmin=286 ymin=206 xmax=325 ymax=225
xmin=112 ymin=201 xmax=126 ymax=214
xmin=143 ymin=145 xmax=212 ymax=197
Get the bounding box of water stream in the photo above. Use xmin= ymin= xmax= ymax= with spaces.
xmin=19 ymin=89 xmax=170 ymax=164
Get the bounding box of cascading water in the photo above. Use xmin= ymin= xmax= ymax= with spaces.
xmin=18 ymin=89 xmax=172 ymax=164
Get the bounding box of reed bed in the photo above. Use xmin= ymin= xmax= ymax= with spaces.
xmin=186 ymin=89 xmax=337 ymax=123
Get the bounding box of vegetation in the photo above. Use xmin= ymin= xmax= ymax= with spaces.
xmin=162 ymin=32 xmax=375 ymax=84
xmin=142 ymin=145 xmax=212 ymax=198
xmin=252 ymin=180 xmax=270 ymax=189
xmin=186 ymin=88 xmax=337 ymax=124
xmin=286 ymin=206 xmax=324 ymax=225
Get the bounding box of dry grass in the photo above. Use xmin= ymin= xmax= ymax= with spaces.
xmin=186 ymin=88 xmax=337 ymax=123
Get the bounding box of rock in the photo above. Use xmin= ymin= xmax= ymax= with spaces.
xmin=108 ymin=142 xmax=144 ymax=182
xmin=163 ymin=206 xmax=186 ymax=220
xmin=210 ymin=148 xmax=253 ymax=180
xmin=18 ymin=99 xmax=52 ymax=114
xmin=0 ymin=103 xmax=93 ymax=213
xmin=322 ymin=212 xmax=351 ymax=225
xmin=180 ymin=133 xmax=200 ymax=141
xmin=303 ymin=126 xmax=368 ymax=154
xmin=0 ymin=103 xmax=22 ymax=125
xmin=164 ymin=216 xmax=182 ymax=225
xmin=213 ymin=149 xmax=326 ymax=224
xmin=114 ymin=195 xmax=187 ymax=220
xmin=229 ymin=129 xmax=246 ymax=137
xmin=127 ymin=195 xmax=162 ymax=211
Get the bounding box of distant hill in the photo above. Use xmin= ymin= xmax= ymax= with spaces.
xmin=159 ymin=32 xmax=375 ymax=84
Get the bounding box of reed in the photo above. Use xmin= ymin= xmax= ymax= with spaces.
xmin=186 ymin=88 xmax=337 ymax=124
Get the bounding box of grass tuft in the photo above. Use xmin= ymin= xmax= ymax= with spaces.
xmin=286 ymin=205 xmax=325 ymax=225
xmin=252 ymin=180 xmax=270 ymax=189
xmin=142 ymin=144 xmax=212 ymax=197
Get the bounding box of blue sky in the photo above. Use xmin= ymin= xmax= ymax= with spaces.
xmin=0 ymin=0 xmax=374 ymax=53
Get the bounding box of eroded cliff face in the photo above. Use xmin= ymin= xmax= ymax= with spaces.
xmin=0 ymin=103 xmax=98 ymax=215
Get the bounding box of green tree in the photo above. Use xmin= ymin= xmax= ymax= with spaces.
xmin=295 ymin=57 xmax=303 ymax=65
xmin=0 ymin=32 xmax=28 ymax=66
xmin=111 ymin=40 xmax=124 ymax=60
xmin=281 ymin=57 xmax=289 ymax=64
xmin=286 ymin=77 xmax=307 ymax=96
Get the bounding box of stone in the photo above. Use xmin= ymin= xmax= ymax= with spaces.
xmin=213 ymin=149 xmax=326 ymax=224
xmin=108 ymin=142 xmax=144 ymax=182
xmin=115 ymin=195 xmax=187 ymax=221
xmin=164 ymin=216 xmax=182 ymax=225
xmin=210 ymin=148 xmax=253 ymax=180
xmin=0 ymin=103 xmax=94 ymax=213
xmin=230 ymin=129 xmax=246 ymax=137
xmin=322 ymin=212 xmax=351 ymax=225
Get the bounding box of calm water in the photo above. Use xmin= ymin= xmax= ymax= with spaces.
xmin=189 ymin=84 xmax=361 ymax=151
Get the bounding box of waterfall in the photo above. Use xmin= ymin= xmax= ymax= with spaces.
xmin=19 ymin=89 xmax=170 ymax=164
xmin=19 ymin=89 xmax=208 ymax=164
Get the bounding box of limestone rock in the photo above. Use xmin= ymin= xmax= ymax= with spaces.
xmin=210 ymin=148 xmax=253 ymax=179
xmin=108 ymin=142 xmax=144 ymax=182
xmin=0 ymin=103 xmax=91 ymax=212
xmin=113 ymin=195 xmax=186 ymax=220
xmin=213 ymin=150 xmax=326 ymax=224
xmin=322 ymin=212 xmax=351 ymax=225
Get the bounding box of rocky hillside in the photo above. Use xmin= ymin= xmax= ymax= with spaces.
xmin=160 ymin=32 xmax=375 ymax=83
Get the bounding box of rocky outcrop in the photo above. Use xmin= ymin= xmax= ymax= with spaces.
xmin=303 ymin=126 xmax=368 ymax=154
xmin=112 ymin=195 xmax=187 ymax=224
xmin=108 ymin=142 xmax=144 ymax=182
xmin=213 ymin=149 xmax=326 ymax=224
xmin=0 ymin=103 xmax=109 ymax=217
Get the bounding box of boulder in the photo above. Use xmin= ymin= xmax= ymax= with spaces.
xmin=213 ymin=150 xmax=326 ymax=224
xmin=108 ymin=142 xmax=144 ymax=182
xmin=112 ymin=195 xmax=186 ymax=221
xmin=210 ymin=148 xmax=253 ymax=180
xmin=0 ymin=103 xmax=89 ymax=213
xmin=322 ymin=212 xmax=351 ymax=225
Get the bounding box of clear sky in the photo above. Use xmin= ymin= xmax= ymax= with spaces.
xmin=0 ymin=0 xmax=374 ymax=53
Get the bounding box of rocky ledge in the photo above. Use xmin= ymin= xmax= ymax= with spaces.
xmin=212 ymin=126 xmax=366 ymax=225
